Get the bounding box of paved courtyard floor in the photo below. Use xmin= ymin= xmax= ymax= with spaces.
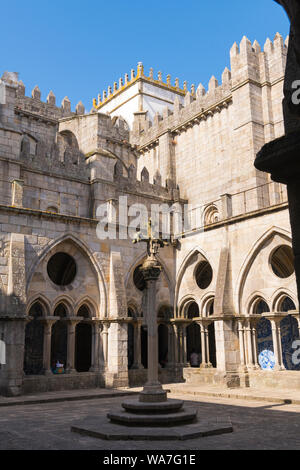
xmin=1 ymin=386 xmax=300 ymax=450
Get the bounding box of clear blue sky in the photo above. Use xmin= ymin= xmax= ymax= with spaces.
xmin=1 ymin=0 xmax=290 ymax=111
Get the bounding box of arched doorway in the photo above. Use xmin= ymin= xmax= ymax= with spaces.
xmin=186 ymin=302 xmax=201 ymax=367
xmin=254 ymin=299 xmax=274 ymax=370
xmin=24 ymin=303 xmax=44 ymax=375
xmin=75 ymin=305 xmax=92 ymax=373
xmin=51 ymin=304 xmax=68 ymax=371
xmin=279 ymin=297 xmax=299 ymax=370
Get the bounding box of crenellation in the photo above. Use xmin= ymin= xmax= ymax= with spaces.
xmin=61 ymin=96 xmax=71 ymax=115
xmin=31 ymin=85 xmax=41 ymax=101
xmin=196 ymin=83 xmax=206 ymax=98
xmin=208 ymin=76 xmax=219 ymax=92
xmin=252 ymin=40 xmax=261 ymax=54
xmin=46 ymin=90 xmax=56 ymax=106
xmin=17 ymin=81 xmax=25 ymax=98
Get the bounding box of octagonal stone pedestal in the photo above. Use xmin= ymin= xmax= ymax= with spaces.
xmin=71 ymin=397 xmax=233 ymax=441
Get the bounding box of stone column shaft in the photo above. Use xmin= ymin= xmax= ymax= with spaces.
xmin=238 ymin=320 xmax=246 ymax=369
xmin=40 ymin=317 xmax=58 ymax=376
xmin=270 ymin=319 xmax=285 ymax=371
xmin=132 ymin=321 xmax=143 ymax=369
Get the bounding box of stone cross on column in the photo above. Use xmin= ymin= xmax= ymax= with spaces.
xmin=133 ymin=219 xmax=169 ymax=403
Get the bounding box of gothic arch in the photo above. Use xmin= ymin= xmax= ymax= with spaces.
xmin=175 ymin=247 xmax=212 ymax=312
xmin=178 ymin=295 xmax=200 ymax=319
xmin=247 ymin=294 xmax=270 ymax=315
xmin=75 ymin=297 xmax=98 ymax=317
xmin=26 ymin=294 xmax=51 ymax=317
xmin=201 ymin=293 xmax=216 ymax=316
xmin=235 ymin=227 xmax=293 ymax=314
xmin=272 ymin=290 xmax=298 ymax=312
xmin=26 ymin=233 xmax=107 ymax=317
xmin=52 ymin=296 xmax=74 ymax=316
xmin=125 ymin=251 xmax=174 ymax=293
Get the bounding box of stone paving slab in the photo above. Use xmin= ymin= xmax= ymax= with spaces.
xmin=0 ymin=388 xmax=139 ymax=407
xmin=1 ymin=393 xmax=300 ymax=449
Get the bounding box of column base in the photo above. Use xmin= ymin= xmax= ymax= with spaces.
xmin=139 ymin=384 xmax=167 ymax=403
xmin=131 ymin=364 xmax=144 ymax=370
xmin=200 ymin=363 xmax=212 ymax=369
xmin=65 ymin=369 xmax=77 ymax=375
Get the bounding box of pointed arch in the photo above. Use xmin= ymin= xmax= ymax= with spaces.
xmin=235 ymin=226 xmax=293 ymax=313
xmin=52 ymin=295 xmax=74 ymax=316
xmin=272 ymin=289 xmax=298 ymax=312
xmin=174 ymin=246 xmax=212 ymax=310
xmin=26 ymin=294 xmax=51 ymax=317
xmin=26 ymin=233 xmax=107 ymax=317
xmin=141 ymin=167 xmax=149 ymax=183
xmin=74 ymin=297 xmax=98 ymax=317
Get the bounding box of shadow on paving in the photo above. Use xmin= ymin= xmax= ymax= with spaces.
xmin=0 ymin=394 xmax=300 ymax=450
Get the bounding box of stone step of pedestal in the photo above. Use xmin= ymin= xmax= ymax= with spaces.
xmin=122 ymin=398 xmax=184 ymax=414
xmin=107 ymin=408 xmax=197 ymax=426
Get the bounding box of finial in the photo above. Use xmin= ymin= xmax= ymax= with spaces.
xmin=98 ymin=94 xmax=101 ymax=105
xmin=47 ymin=90 xmax=56 ymax=106
xmin=196 ymin=83 xmax=205 ymax=98
xmin=252 ymin=40 xmax=261 ymax=54
xmin=158 ymin=71 xmax=162 ymax=82
xmin=175 ymin=78 xmax=179 ymax=89
xmin=108 ymin=86 xmax=112 ymax=96
xmin=17 ymin=81 xmax=25 ymax=97
xmin=183 ymin=81 xmax=187 ymax=92
xmin=191 ymin=84 xmax=195 ymax=95
xmin=32 ymin=85 xmax=41 ymax=100
xmin=149 ymin=68 xmax=154 ymax=79
xmin=137 ymin=62 xmax=144 ymax=77
xmin=62 ymin=96 xmax=71 ymax=113
xmin=103 ymin=90 xmax=107 ymax=101
xmin=76 ymin=101 xmax=85 ymax=115
xmin=119 ymin=77 xmax=123 ymax=89
xmin=131 ymin=69 xmax=135 ymax=80
xmin=113 ymin=82 xmax=118 ymax=92
xmin=124 ymin=73 xmax=129 ymax=85
xmin=167 ymin=74 xmax=171 ymax=86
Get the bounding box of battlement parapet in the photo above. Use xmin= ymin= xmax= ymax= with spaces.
xmin=132 ymin=72 xmax=232 ymax=148
xmin=15 ymin=80 xmax=86 ymax=121
xmin=230 ymin=33 xmax=288 ymax=85
xmin=131 ymin=33 xmax=287 ymax=149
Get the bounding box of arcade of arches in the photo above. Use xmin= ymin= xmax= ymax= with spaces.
xmin=22 ymin=239 xmax=300 ymax=391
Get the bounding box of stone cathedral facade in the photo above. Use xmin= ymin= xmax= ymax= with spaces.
xmin=0 ymin=33 xmax=299 ymax=397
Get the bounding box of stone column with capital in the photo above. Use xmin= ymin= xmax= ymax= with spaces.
xmin=270 ymin=317 xmax=286 ymax=371
xmin=250 ymin=319 xmax=260 ymax=369
xmin=237 ymin=319 xmax=247 ymax=371
xmin=90 ymin=319 xmax=102 ymax=373
xmin=101 ymin=322 xmax=109 ymax=371
xmin=39 ymin=317 xmax=59 ymax=376
xmin=65 ymin=317 xmax=82 ymax=374
xmin=139 ymin=265 xmax=167 ymax=403
xmin=244 ymin=319 xmax=255 ymax=369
